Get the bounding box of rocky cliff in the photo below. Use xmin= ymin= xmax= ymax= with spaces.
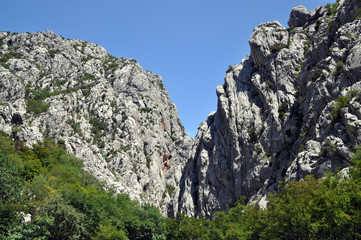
xmin=0 ymin=30 xmax=192 ymax=214
xmin=1 ymin=0 xmax=361 ymax=219
xmin=173 ymin=0 xmax=361 ymax=217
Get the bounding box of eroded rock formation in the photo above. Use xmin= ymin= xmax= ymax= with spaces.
xmin=173 ymin=0 xmax=361 ymax=217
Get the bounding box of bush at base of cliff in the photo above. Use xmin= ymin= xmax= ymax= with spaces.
xmin=0 ymin=132 xmax=166 ymax=240
xmin=165 ymin=156 xmax=361 ymax=240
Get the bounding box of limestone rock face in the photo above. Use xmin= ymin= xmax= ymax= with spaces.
xmin=0 ymin=31 xmax=192 ymax=215
xmin=2 ymin=0 xmax=361 ymax=219
xmin=174 ymin=0 xmax=361 ymax=217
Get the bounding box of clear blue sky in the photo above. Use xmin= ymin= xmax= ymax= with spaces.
xmin=1 ymin=0 xmax=335 ymax=137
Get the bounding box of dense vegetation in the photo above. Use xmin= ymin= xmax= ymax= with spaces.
xmin=166 ymin=157 xmax=361 ymax=239
xmin=0 ymin=132 xmax=165 ymax=240
xmin=1 ymin=132 xmax=361 ymax=239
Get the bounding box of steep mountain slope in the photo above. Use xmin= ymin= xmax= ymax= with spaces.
xmin=173 ymin=0 xmax=361 ymax=217
xmin=0 ymin=30 xmax=192 ymax=214
xmin=2 ymin=0 xmax=361 ymax=220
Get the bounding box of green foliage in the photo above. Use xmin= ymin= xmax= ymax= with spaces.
xmin=26 ymin=99 xmax=50 ymax=115
xmin=82 ymin=72 xmax=96 ymax=81
xmin=39 ymin=71 xmax=49 ymax=78
xmin=0 ymin=146 xmax=25 ymax=232
xmin=48 ymin=50 xmax=59 ymax=58
xmin=1 ymin=127 xmax=361 ymax=239
xmin=103 ymin=56 xmax=119 ymax=72
xmin=89 ymin=117 xmax=106 ymax=134
xmin=0 ymin=134 xmax=167 ymax=240
xmin=5 ymin=214 xmax=53 ymax=240
xmin=89 ymin=117 xmax=107 ymax=145
xmin=25 ymin=83 xmax=95 ymax=114
xmin=158 ymin=82 xmax=165 ymax=90
xmin=278 ymin=102 xmax=288 ymax=121
xmin=140 ymin=107 xmax=152 ymax=113
xmin=93 ymin=224 xmax=128 ymax=240
xmin=289 ymin=28 xmax=296 ymax=35
xmin=269 ymin=43 xmax=289 ymax=53
xmin=329 ymin=95 xmax=351 ymax=122
xmin=0 ymin=52 xmax=23 ymax=69
xmin=347 ymin=89 xmax=361 ymax=100
xmin=67 ymin=119 xmax=83 ymax=136
xmin=304 ymin=39 xmax=312 ymax=53
xmin=0 ymin=52 xmax=23 ymax=63
xmin=81 ymin=55 xmax=93 ymax=62
xmin=166 ymin=214 xmax=210 ymax=240
xmin=327 ymin=18 xmax=334 ymax=30
xmin=226 ymin=65 xmax=233 ymax=73
xmin=41 ymin=196 xmax=85 ymax=239
xmin=326 ymin=2 xmax=339 ymax=15
xmin=311 ymin=67 xmax=324 ymax=81
xmin=167 ymin=165 xmax=361 ymax=239
xmin=266 ymin=80 xmax=273 ymax=88
xmin=319 ymin=139 xmax=337 ymax=157
xmin=333 ymin=61 xmax=344 ymax=77
xmin=54 ymin=79 xmax=68 ymax=87
xmin=166 ymin=184 xmax=175 ymax=196
xmin=248 ymin=127 xmax=258 ymax=143
xmin=25 ymin=87 xmax=52 ymax=115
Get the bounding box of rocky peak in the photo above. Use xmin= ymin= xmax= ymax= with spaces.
xmin=0 ymin=30 xmax=192 ymax=215
xmin=174 ymin=0 xmax=361 ymax=217
xmin=2 ymin=0 xmax=361 ymax=219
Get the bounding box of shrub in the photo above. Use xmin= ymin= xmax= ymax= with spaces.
xmin=81 ymin=55 xmax=93 ymax=62
xmin=54 ymin=79 xmax=68 ymax=87
xmin=226 ymin=65 xmax=233 ymax=72
xmin=48 ymin=50 xmax=58 ymax=58
xmin=319 ymin=139 xmax=337 ymax=157
xmin=139 ymin=107 xmax=152 ymax=113
xmin=304 ymin=39 xmax=312 ymax=53
xmin=158 ymin=82 xmax=165 ymax=89
xmin=40 ymin=196 xmax=85 ymax=239
xmin=333 ymin=61 xmax=344 ymax=77
xmin=278 ymin=102 xmax=288 ymax=121
xmin=311 ymin=67 xmax=324 ymax=81
xmin=248 ymin=127 xmax=258 ymax=143
xmin=266 ymin=80 xmax=273 ymax=88
xmin=0 ymin=135 xmax=167 ymax=240
xmin=166 ymin=184 xmax=175 ymax=196
xmin=325 ymin=2 xmax=339 ymax=15
xmin=67 ymin=119 xmax=82 ymax=136
xmin=82 ymin=72 xmax=95 ymax=81
xmin=347 ymin=89 xmax=360 ymax=100
xmin=26 ymin=99 xmax=50 ymax=115
xmin=89 ymin=117 xmax=106 ymax=134
xmin=39 ymin=72 xmax=49 ymax=78
xmin=0 ymin=52 xmax=22 ymax=63
xmin=270 ymin=43 xmax=288 ymax=53
xmin=89 ymin=117 xmax=106 ymax=145
xmin=329 ymin=95 xmax=351 ymax=122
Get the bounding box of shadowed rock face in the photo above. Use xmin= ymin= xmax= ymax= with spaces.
xmin=0 ymin=30 xmax=193 ymax=215
xmin=173 ymin=0 xmax=361 ymax=218
xmin=1 ymin=0 xmax=361 ymax=219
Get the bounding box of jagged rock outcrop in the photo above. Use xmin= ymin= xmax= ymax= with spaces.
xmin=174 ymin=0 xmax=361 ymax=217
xmin=2 ymin=0 xmax=361 ymax=219
xmin=0 ymin=30 xmax=192 ymax=214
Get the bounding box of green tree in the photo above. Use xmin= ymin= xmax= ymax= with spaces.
xmin=0 ymin=144 xmax=25 ymax=234
xmin=40 ymin=195 xmax=85 ymax=240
